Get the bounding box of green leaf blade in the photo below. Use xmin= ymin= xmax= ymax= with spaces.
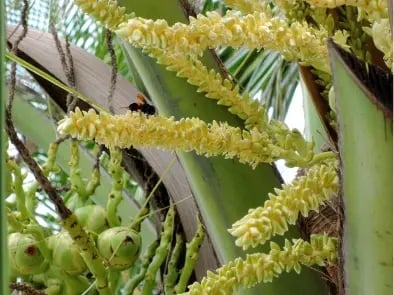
xmin=329 ymin=41 xmax=393 ymax=295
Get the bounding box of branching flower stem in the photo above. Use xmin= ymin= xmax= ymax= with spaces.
xmin=5 ymin=112 xmax=110 ymax=293
xmin=229 ymin=160 xmax=338 ymax=249
xmin=182 ymin=234 xmax=337 ymax=295
xmin=123 ymin=240 xmax=159 ymax=295
xmin=116 ymin=11 xmax=330 ymax=73
xmin=106 ymin=148 xmax=123 ymax=227
xmin=175 ymin=218 xmax=205 ymax=293
xmin=303 ymin=0 xmax=387 ymax=19
xmin=7 ymin=159 xmax=30 ymax=219
xmin=73 ymin=0 xmax=340 ymax=170
xmin=164 ymin=234 xmax=184 ymax=294
xmin=58 ymin=108 xmax=336 ymax=168
xmin=142 ymin=206 xmax=175 ymax=294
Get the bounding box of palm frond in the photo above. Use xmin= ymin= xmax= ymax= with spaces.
xmin=218 ymin=46 xmax=299 ymax=121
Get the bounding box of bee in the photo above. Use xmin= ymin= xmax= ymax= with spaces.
xmin=127 ymin=93 xmax=156 ymax=115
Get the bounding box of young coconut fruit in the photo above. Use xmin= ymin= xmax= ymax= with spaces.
xmin=97 ymin=226 xmax=141 ymax=270
xmin=49 ymin=231 xmax=87 ymax=275
xmin=8 ymin=232 xmax=48 ymax=275
xmin=74 ymin=205 xmax=109 ymax=235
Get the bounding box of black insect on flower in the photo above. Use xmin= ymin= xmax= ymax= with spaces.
xmin=128 ymin=93 xmax=156 ymax=115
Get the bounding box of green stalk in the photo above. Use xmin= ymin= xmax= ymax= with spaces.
xmin=117 ymin=1 xmax=328 ymax=293
xmin=69 ymin=140 xmax=87 ymax=198
xmin=175 ymin=220 xmax=205 ymax=293
xmin=164 ymin=234 xmax=184 ymax=294
xmin=7 ymin=160 xmax=30 ymax=219
xmin=142 ymin=206 xmax=175 ymax=294
xmin=106 ymin=148 xmax=124 ymax=227
xmin=0 ymin=1 xmax=10 ymax=295
xmin=329 ymin=42 xmax=393 ymax=295
xmin=123 ymin=239 xmax=159 ymax=295
xmin=62 ymin=214 xmax=110 ymax=294
xmin=0 ymin=0 xmax=8 ymax=293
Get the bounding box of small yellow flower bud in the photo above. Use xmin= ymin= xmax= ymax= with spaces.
xmin=304 ymin=0 xmax=387 ymax=20
xmin=229 ymin=160 xmax=338 ymax=249
xmin=116 ymin=11 xmax=330 ymax=73
xmin=371 ymin=19 xmax=392 ymax=69
xmin=58 ymin=108 xmax=330 ymax=168
xmin=183 ymin=234 xmax=337 ymax=294
xmin=75 ymin=0 xmax=133 ymax=29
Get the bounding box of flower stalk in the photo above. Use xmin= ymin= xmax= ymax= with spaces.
xmin=303 ymin=0 xmax=387 ymax=19
xmin=229 ymin=160 xmax=338 ymax=249
xmin=7 ymin=159 xmax=30 ymax=219
xmin=123 ymin=240 xmax=160 ymax=295
xmin=74 ymin=0 xmax=133 ymax=29
xmin=58 ymin=108 xmax=335 ymax=168
xmin=175 ymin=218 xmax=205 ymax=293
xmin=116 ymin=11 xmax=331 ymax=73
xmin=164 ymin=234 xmax=184 ymax=294
xmin=182 ymin=234 xmax=337 ymax=295
xmin=142 ymin=206 xmax=175 ymax=294
xmin=106 ymin=148 xmax=123 ymax=227
xmin=61 ymin=214 xmax=110 ymax=294
xmin=147 ymin=51 xmax=268 ymax=131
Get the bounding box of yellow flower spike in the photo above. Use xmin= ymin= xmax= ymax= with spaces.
xmin=57 ymin=108 xmax=331 ymax=168
xmin=228 ymin=160 xmax=338 ymax=250
xmin=371 ymin=19 xmax=393 ymax=69
xmin=116 ymin=11 xmax=330 ymax=73
xmin=117 ymin=23 xmax=333 ymax=151
xmin=182 ymin=234 xmax=337 ymax=295
xmin=58 ymin=108 xmax=270 ymax=166
xmin=303 ymin=0 xmax=387 ymax=20
xmin=138 ymin=48 xmax=271 ymax=132
xmin=75 ymin=0 xmax=133 ymax=29
xmin=76 ymin=0 xmax=335 ymax=169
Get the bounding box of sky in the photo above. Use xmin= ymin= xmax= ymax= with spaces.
xmin=276 ymin=83 xmax=305 ymax=183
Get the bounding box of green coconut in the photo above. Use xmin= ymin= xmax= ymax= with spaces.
xmin=8 ymin=232 xmax=48 ymax=275
xmin=50 ymin=231 xmax=87 ymax=275
xmin=97 ymin=226 xmax=141 ymax=270
xmin=74 ymin=205 xmax=109 ymax=234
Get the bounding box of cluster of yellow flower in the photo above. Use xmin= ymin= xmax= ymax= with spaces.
xmin=305 ymin=0 xmax=387 ymax=20
xmin=60 ymin=0 xmax=390 ymax=292
xmin=116 ymin=11 xmax=330 ymax=72
xmin=74 ymin=0 xmax=133 ymax=29
xmin=58 ymin=108 xmax=333 ymax=168
xmin=229 ymin=160 xmax=338 ymax=249
xmin=150 ymin=52 xmax=268 ymax=131
xmin=69 ymin=0 xmax=339 ymax=172
xmin=182 ymin=234 xmax=337 ymax=294
xmin=370 ymin=19 xmax=393 ymax=67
